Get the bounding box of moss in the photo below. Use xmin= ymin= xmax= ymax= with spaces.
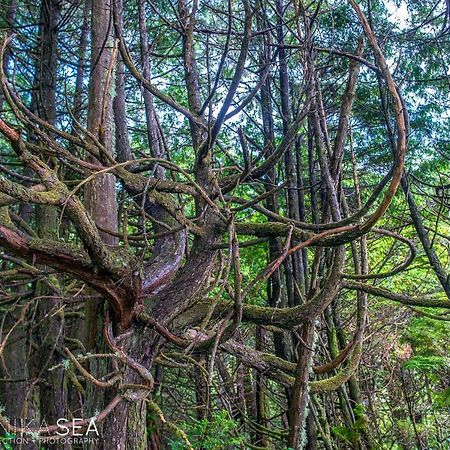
xmin=260 ymin=352 xmax=296 ymax=374
xmin=309 ymin=343 xmax=362 ymax=393
xmin=0 ymin=207 xmax=13 ymax=228
xmin=236 ymin=221 xmax=311 ymax=242
xmin=126 ymin=401 xmax=148 ymax=450
xmin=28 ymin=237 xmax=91 ymax=264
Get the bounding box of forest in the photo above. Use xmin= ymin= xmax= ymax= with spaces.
xmin=0 ymin=0 xmax=449 ymax=448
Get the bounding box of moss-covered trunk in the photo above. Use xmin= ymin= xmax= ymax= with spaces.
xmin=101 ymin=326 xmax=156 ymax=450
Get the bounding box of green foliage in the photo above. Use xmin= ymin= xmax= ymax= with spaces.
xmin=168 ymin=411 xmax=244 ymax=450
xmin=147 ymin=408 xmax=159 ymax=435
xmin=331 ymin=425 xmax=361 ymax=445
xmin=402 ymin=316 xmax=449 ymax=357
xmin=402 ymin=355 xmax=449 ymax=373
xmin=331 ymin=404 xmax=369 ymax=446
xmin=433 ymin=387 xmax=450 ymax=408
xmin=0 ymin=433 xmax=15 ymax=450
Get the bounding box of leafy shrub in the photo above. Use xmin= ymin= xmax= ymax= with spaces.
xmin=168 ymin=410 xmax=244 ymax=450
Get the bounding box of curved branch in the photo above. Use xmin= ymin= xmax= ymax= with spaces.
xmin=343 ymin=280 xmax=450 ymax=308
xmin=343 ymin=228 xmax=417 ymax=280
xmin=0 ymin=224 xmax=136 ymax=327
xmin=309 ymin=342 xmax=362 ymax=393
xmin=181 ymin=246 xmax=345 ymax=330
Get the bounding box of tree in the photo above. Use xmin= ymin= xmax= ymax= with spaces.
xmin=0 ymin=0 xmax=449 ymax=449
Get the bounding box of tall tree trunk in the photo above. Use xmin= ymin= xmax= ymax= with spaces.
xmin=34 ymin=2 xmax=68 ymax=449
xmin=255 ymin=326 xmax=270 ymax=447
xmin=287 ymin=319 xmax=315 ymax=448
xmin=83 ymin=0 xmax=120 ymax=447
xmin=84 ymin=0 xmax=118 ymax=247
xmin=138 ymin=0 xmax=165 ymax=164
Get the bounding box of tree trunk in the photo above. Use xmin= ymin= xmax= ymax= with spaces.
xmin=34 ymin=2 xmax=68 ymax=448
xmin=83 ymin=0 xmax=122 ymax=447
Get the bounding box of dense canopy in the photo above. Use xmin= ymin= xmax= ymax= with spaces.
xmin=0 ymin=0 xmax=449 ymax=448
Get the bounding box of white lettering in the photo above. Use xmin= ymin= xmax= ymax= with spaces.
xmin=72 ymin=418 xmax=83 ymax=436
xmin=86 ymin=418 xmax=99 ymax=436
xmin=56 ymin=418 xmax=69 ymax=436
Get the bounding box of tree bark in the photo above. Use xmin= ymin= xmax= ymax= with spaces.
xmin=34 ymin=2 xmax=67 ymax=448
xmin=83 ymin=1 xmax=120 ymax=448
